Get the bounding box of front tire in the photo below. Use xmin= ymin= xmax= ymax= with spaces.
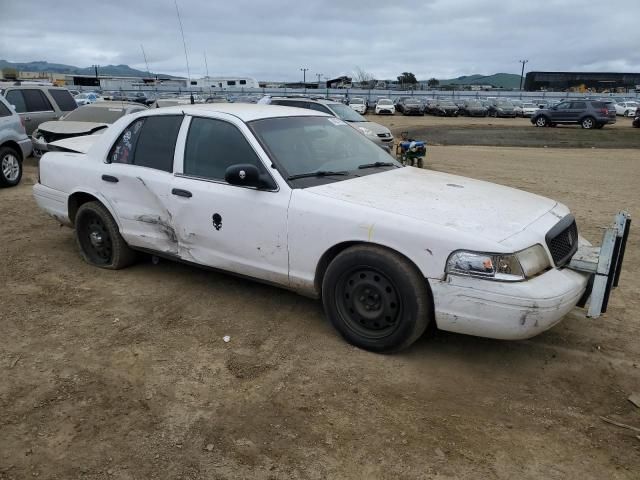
xmin=322 ymin=245 xmax=431 ymax=352
xmin=534 ymin=116 xmax=548 ymax=127
xmin=75 ymin=201 xmax=136 ymax=269
xmin=581 ymin=116 xmax=595 ymax=129
xmin=0 ymin=146 xmax=22 ymax=187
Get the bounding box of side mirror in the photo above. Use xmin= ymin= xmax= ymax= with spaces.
xmin=224 ymin=164 xmax=275 ymax=190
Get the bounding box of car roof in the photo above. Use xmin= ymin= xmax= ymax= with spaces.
xmin=150 ymin=103 xmax=330 ymax=121
xmin=82 ymin=101 xmax=144 ymax=109
xmin=271 ymin=96 xmax=341 ymax=106
xmin=4 ymin=85 xmax=69 ymax=90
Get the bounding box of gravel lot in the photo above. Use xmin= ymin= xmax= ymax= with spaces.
xmin=1 ymin=124 xmax=639 ymax=479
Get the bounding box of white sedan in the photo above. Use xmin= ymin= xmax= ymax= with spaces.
xmin=348 ymin=98 xmax=367 ymax=114
xmin=614 ymin=101 xmax=638 ymax=117
xmin=375 ymin=99 xmax=395 ymax=115
xmin=33 ymin=104 xmax=621 ymax=352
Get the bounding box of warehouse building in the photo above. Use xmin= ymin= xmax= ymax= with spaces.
xmin=525 ymin=71 xmax=640 ymax=92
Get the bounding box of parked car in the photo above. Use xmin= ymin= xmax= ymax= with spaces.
xmin=614 ymin=101 xmax=638 ymax=117
xmin=487 ymin=99 xmax=517 ymax=118
xmin=531 ymin=100 xmax=616 ymax=129
xmin=270 ymin=97 xmax=394 ymax=149
xmin=430 ymin=100 xmax=458 ymax=117
xmin=393 ymin=96 xmax=410 ymax=113
xmin=2 ymin=86 xmax=77 ymax=135
xmin=375 ymin=99 xmax=395 ymax=115
xmin=458 ymin=100 xmax=488 ymax=117
xmin=511 ymin=100 xmax=524 ymax=117
xmin=633 ymin=111 xmax=640 ymax=128
xmin=31 ymin=102 xmax=148 ymax=155
xmin=397 ymin=97 xmax=424 ymax=116
xmin=0 ymin=95 xmax=32 ymax=187
xmin=33 ymin=104 xmax=618 ymax=352
xmin=74 ymin=92 xmax=100 ymax=106
xmin=348 ymin=97 xmax=367 ymax=114
xmin=520 ymin=102 xmax=540 ymax=118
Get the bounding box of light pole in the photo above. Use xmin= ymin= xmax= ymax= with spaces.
xmin=300 ymin=67 xmax=309 ymax=93
xmin=519 ymin=59 xmax=529 ymax=92
xmin=316 ymin=73 xmax=323 ymax=89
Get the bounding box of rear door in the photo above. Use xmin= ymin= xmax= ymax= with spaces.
xmin=568 ymin=101 xmax=587 ymax=122
xmin=98 ymin=114 xmax=185 ymax=254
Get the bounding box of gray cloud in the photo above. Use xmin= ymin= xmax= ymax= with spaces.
xmin=2 ymin=0 xmax=639 ymax=81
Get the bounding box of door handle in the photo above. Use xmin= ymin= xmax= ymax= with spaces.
xmin=25 ymin=116 xmax=31 ymax=121
xmin=101 ymin=174 xmax=119 ymax=183
xmin=172 ymin=188 xmax=192 ymax=198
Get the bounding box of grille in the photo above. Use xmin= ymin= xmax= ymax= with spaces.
xmin=545 ymin=216 xmax=579 ymax=267
xmin=377 ymin=133 xmax=391 ymax=138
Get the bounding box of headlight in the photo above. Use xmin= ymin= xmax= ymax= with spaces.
xmin=446 ymin=245 xmax=550 ymax=282
xmin=357 ymin=126 xmax=374 ymax=136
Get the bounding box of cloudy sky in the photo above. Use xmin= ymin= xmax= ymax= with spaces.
xmin=2 ymin=0 xmax=639 ymax=81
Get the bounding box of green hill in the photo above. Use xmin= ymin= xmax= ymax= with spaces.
xmin=0 ymin=60 xmax=177 ymax=78
xmin=439 ymin=73 xmax=522 ymax=89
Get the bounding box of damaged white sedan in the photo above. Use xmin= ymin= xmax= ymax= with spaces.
xmin=33 ymin=104 xmax=630 ymax=352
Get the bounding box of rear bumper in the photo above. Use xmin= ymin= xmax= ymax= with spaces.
xmin=33 ymin=183 xmax=71 ymax=226
xmin=17 ymin=137 xmax=33 ymax=159
xmin=431 ymin=267 xmax=590 ymax=340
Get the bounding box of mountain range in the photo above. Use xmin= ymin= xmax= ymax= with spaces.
xmin=1 ymin=60 xmax=523 ymax=88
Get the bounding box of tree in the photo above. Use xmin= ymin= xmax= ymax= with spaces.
xmin=427 ymin=77 xmax=439 ymax=88
xmin=353 ymin=66 xmax=376 ymax=89
xmin=397 ymin=72 xmax=418 ymax=86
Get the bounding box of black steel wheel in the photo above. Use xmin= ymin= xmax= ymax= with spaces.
xmin=75 ymin=201 xmax=136 ymax=269
xmin=322 ymin=245 xmax=432 ymax=352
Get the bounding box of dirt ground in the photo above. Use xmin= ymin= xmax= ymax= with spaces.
xmin=1 ymin=140 xmax=640 ymax=479
xmin=365 ymin=114 xmax=640 ymax=148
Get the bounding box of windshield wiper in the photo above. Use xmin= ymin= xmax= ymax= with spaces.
xmin=287 ymin=170 xmax=349 ymax=180
xmin=358 ymin=162 xmax=397 ymax=170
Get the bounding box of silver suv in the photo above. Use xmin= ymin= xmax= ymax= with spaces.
xmin=0 ymin=95 xmax=33 ymax=187
xmin=2 ymin=86 xmax=77 ymax=135
xmin=269 ymin=97 xmax=394 ymax=149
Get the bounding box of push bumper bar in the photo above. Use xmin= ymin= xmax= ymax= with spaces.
xmin=569 ymin=211 xmax=631 ymax=318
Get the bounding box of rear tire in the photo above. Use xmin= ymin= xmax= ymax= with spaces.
xmin=581 ymin=116 xmax=596 ymax=129
xmin=0 ymin=146 xmax=22 ymax=188
xmin=322 ymin=245 xmax=431 ymax=352
xmin=75 ymin=201 xmax=136 ymax=269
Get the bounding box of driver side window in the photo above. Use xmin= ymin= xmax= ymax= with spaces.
xmin=556 ymin=102 xmax=571 ymax=110
xmin=183 ymin=117 xmax=263 ymax=181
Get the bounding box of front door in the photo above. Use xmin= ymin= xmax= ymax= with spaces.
xmin=551 ymin=101 xmax=572 ymax=122
xmin=169 ymin=115 xmax=290 ymax=286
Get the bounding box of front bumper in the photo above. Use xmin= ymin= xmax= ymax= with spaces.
xmin=431 ymin=267 xmax=590 ymax=340
xmin=31 ymin=134 xmax=49 ymax=153
xmin=376 ymin=108 xmax=394 ymax=114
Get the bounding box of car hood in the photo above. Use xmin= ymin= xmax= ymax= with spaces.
xmin=348 ymin=121 xmax=391 ymax=134
xmin=36 ymin=121 xmax=109 ymax=135
xmin=305 ymin=167 xmax=558 ymax=244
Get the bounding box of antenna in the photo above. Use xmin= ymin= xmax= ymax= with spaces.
xmin=174 ymin=0 xmax=191 ymax=83
xmin=140 ymin=44 xmax=151 ymax=77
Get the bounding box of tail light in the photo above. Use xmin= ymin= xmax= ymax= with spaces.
xmin=19 ymin=115 xmax=26 ymax=132
xmin=600 ymin=108 xmax=609 ymax=115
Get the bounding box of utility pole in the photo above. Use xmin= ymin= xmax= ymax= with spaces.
xmin=519 ymin=59 xmax=529 ymax=92
xmin=204 ymin=52 xmax=209 ymax=79
xmin=174 ymin=0 xmax=191 ymax=85
xmin=300 ymin=67 xmax=309 ymax=93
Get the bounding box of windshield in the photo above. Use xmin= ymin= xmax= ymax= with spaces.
xmin=405 ymin=98 xmax=421 ymax=104
xmin=439 ymin=101 xmax=456 ymax=107
xmin=328 ymin=103 xmax=366 ymax=122
xmin=466 ymin=100 xmax=482 ymax=107
xmin=63 ymin=106 xmax=127 ymax=123
xmin=497 ymin=101 xmax=514 ymax=107
xmin=378 ymin=99 xmax=392 ymax=105
xmin=249 ymin=116 xmax=400 ymax=181
xmin=350 ymin=98 xmax=365 ymax=104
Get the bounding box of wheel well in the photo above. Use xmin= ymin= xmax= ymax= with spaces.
xmin=68 ymin=192 xmax=99 ymax=226
xmin=314 ymin=241 xmax=432 ymax=296
xmin=0 ymin=141 xmax=23 ymax=161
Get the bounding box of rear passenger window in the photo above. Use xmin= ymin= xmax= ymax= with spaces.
xmin=5 ymin=90 xmax=26 ymax=113
xmin=571 ymin=102 xmax=586 ymax=109
xmin=23 ymin=90 xmax=54 ymax=112
xmin=0 ymin=101 xmax=12 ymax=117
xmin=183 ymin=117 xmax=262 ymax=181
xmin=109 ymin=115 xmax=183 ymax=172
xmin=48 ymin=89 xmax=78 ymax=111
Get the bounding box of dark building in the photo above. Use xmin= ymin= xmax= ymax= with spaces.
xmin=525 ymin=71 xmax=640 ymax=92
